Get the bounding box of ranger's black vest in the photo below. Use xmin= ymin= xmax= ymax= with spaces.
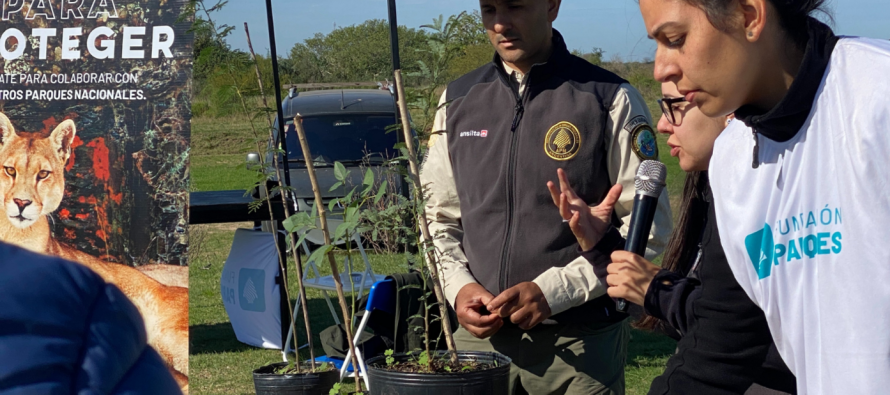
xmin=446 ymin=30 xmax=628 ymax=323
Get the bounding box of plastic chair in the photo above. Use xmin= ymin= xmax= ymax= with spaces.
xmin=281 ymin=205 xmax=379 ymax=361
xmin=339 ymin=279 xmax=396 ymax=391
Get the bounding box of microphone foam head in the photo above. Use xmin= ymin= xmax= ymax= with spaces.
xmin=635 ymin=160 xmax=667 ymax=198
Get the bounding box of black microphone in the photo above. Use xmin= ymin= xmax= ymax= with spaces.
xmin=616 ymin=160 xmax=667 ymax=312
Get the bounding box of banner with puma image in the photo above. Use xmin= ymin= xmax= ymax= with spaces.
xmin=0 ymin=0 xmax=191 ymax=390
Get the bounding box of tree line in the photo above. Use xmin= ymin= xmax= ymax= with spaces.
xmin=192 ymin=11 xmax=492 ymax=119
xmin=190 ymin=4 xmax=655 ymax=137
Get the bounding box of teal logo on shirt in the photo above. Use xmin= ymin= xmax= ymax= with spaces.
xmin=745 ymin=224 xmax=774 ymax=279
xmin=745 ymin=209 xmax=844 ymax=280
xmin=238 ymin=268 xmax=265 ymax=312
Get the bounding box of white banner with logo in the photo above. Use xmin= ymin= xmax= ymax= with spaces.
xmin=220 ymin=229 xmax=282 ymax=349
xmin=710 ymin=37 xmax=890 ymax=395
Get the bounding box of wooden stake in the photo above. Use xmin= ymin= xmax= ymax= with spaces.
xmin=393 ymin=69 xmax=457 ymax=362
xmin=293 ymin=114 xmax=362 ymax=393
xmin=245 ymin=23 xmax=315 ymax=370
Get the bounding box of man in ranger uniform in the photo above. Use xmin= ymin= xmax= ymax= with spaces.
xmin=420 ymin=0 xmax=671 ymax=393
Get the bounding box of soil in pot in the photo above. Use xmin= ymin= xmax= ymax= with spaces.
xmin=366 ymin=351 xmax=511 ymax=395
xmin=253 ymin=362 xmax=340 ymax=395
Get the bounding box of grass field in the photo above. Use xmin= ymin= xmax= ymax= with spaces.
xmin=189 ymin=99 xmax=684 ymax=394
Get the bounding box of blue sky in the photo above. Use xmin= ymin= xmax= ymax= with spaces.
xmin=215 ymin=0 xmax=889 ymax=62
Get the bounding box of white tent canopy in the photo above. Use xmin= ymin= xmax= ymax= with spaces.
xmin=220 ymin=228 xmax=283 ymax=349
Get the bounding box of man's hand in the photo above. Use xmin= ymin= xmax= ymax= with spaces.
xmin=454 ymin=283 xmax=503 ymax=338
xmin=547 ymin=168 xmax=623 ymax=251
xmin=486 ymin=282 xmax=552 ymax=330
xmin=605 ymin=251 xmax=663 ymax=306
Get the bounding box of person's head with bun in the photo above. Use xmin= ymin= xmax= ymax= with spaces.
xmin=639 ymin=0 xmax=831 ymax=118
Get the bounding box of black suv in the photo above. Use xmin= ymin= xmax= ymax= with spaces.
xmin=254 ymin=88 xmax=412 ymax=218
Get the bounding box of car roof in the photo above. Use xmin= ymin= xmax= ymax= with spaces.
xmin=281 ymin=89 xmax=396 ymax=118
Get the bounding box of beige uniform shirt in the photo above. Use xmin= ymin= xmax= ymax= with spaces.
xmin=421 ymin=65 xmax=673 ymax=315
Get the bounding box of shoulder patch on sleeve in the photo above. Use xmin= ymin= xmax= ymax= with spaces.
xmin=624 ymin=115 xmax=649 ymax=133
xmin=631 ymin=124 xmax=659 ymax=161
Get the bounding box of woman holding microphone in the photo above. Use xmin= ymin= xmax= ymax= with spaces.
xmin=642 ymin=0 xmax=890 ymax=392
xmin=558 ymin=0 xmax=890 ymax=392
xmin=550 ymin=82 xmax=795 ymax=394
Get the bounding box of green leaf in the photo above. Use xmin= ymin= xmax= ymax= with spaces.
xmin=277 ymin=361 xmax=294 ymax=374
xmin=363 ymin=168 xmax=374 ymax=187
xmin=283 ymin=212 xmax=313 ymax=233
xmin=307 ymin=244 xmax=333 ymax=264
xmin=295 ymin=232 xmax=312 ymax=250
xmin=374 ymin=181 xmax=388 ymax=204
xmin=328 ymin=198 xmax=339 ymax=213
xmin=328 ymin=382 xmax=341 ymax=395
xmin=333 ymin=222 xmax=349 ymax=244
xmin=328 ymin=181 xmax=343 ymax=192
xmin=309 ymin=200 xmax=318 ymax=216
xmin=345 ymin=206 xmax=359 ymax=225
xmin=334 ymin=161 xmax=347 ymax=182
xmin=385 ymin=349 xmax=395 ymax=366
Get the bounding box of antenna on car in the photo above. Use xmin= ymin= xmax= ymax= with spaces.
xmin=340 ymin=90 xmax=345 ymax=110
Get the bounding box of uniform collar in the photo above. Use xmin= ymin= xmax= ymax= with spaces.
xmin=502 ymin=61 xmax=523 ymax=80
xmin=502 ymin=61 xmax=526 ymax=95
xmin=735 ymin=18 xmax=839 ymax=142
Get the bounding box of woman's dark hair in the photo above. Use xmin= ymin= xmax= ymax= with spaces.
xmin=634 ymin=171 xmax=709 ymax=331
xmin=685 ymin=0 xmax=832 ymax=48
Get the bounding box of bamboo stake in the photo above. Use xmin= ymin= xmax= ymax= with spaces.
xmin=245 ymin=23 xmax=315 ymax=370
xmin=293 ymin=114 xmax=362 ymax=393
xmin=393 ymin=69 xmax=457 ymax=362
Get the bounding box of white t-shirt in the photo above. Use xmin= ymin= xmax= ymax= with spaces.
xmin=710 ymin=37 xmax=890 ymax=394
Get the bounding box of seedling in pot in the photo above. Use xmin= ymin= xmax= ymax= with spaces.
xmin=288 ymin=114 xmax=363 ymax=393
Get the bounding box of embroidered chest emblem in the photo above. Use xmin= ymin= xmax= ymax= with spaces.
xmin=544 ymin=121 xmax=581 ymax=161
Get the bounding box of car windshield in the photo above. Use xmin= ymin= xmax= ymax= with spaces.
xmin=283 ymin=114 xmax=399 ymax=165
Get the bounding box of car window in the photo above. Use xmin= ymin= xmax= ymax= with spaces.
xmin=284 ymin=114 xmax=399 ymax=164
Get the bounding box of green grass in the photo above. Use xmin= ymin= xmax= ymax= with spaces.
xmin=189 ymin=225 xmax=677 ymax=395
xmin=657 ymin=132 xmax=685 ymax=219
xmin=189 ymin=225 xmax=408 ymax=394
xmin=189 ymin=96 xmax=685 ymax=394
xmin=190 ymin=117 xmax=264 ymax=192
xmin=191 ymin=155 xmax=256 ymax=192
xmin=192 ymin=116 xmax=265 ymax=157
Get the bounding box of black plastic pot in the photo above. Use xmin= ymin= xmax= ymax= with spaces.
xmin=366 ymin=351 xmax=511 ymax=395
xmin=253 ymin=362 xmax=340 ymax=395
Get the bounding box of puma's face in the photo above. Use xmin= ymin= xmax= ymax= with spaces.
xmin=0 ymin=114 xmax=75 ymax=229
